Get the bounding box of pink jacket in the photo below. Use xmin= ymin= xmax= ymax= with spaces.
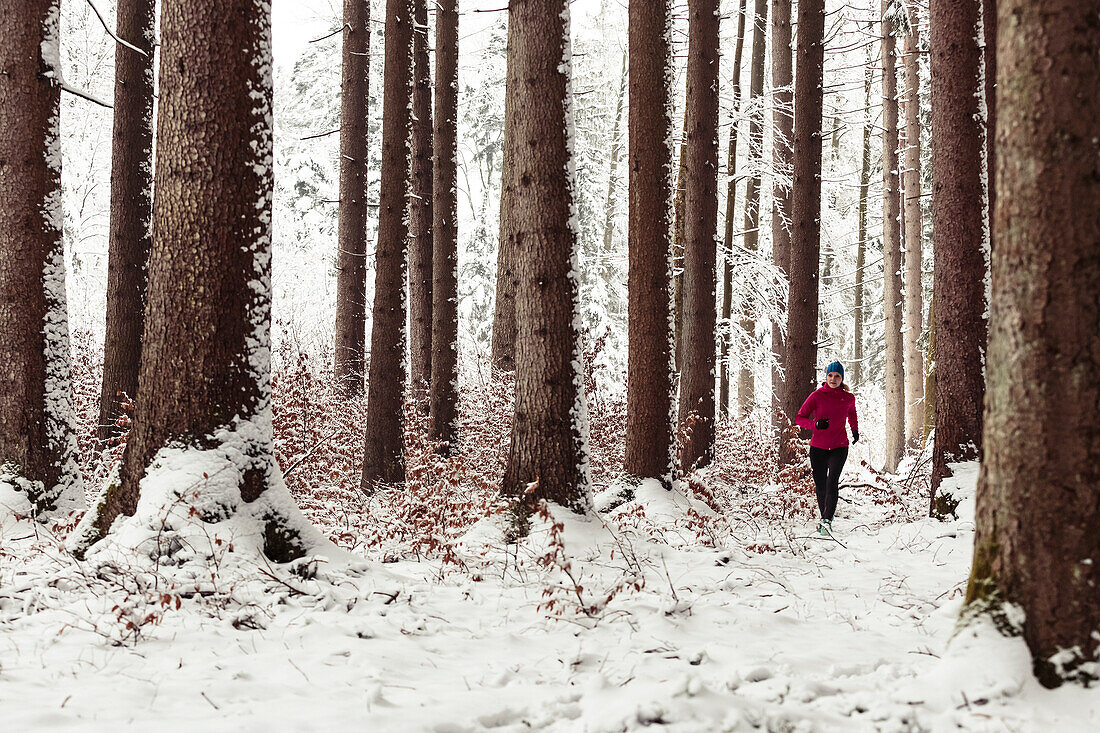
xmin=796 ymin=384 xmax=859 ymax=450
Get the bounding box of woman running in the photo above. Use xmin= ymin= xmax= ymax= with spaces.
xmin=795 ymin=361 xmax=859 ymax=536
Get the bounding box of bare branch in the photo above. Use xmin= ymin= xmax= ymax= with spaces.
xmin=86 ymin=0 xmax=149 ymax=57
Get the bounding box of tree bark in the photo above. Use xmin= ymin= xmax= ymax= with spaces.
xmin=882 ymin=2 xmax=905 ymax=473
xmin=490 ymin=27 xmax=518 ymax=374
xmin=780 ymin=0 xmax=825 ymax=466
xmin=719 ymin=0 xmax=747 ymax=418
xmin=624 ymin=0 xmax=675 ymax=485
xmin=83 ymin=0 xmax=309 ymax=560
xmin=929 ymin=0 xmax=986 ymax=504
xmin=852 ymin=62 xmax=872 ymax=390
xmin=429 ymin=0 xmax=459 ymax=448
xmin=99 ymin=0 xmax=156 ymax=445
xmin=672 ymin=133 xmax=687 ymax=373
xmin=965 ymin=0 xmax=1100 ymax=688
xmin=602 ymin=52 xmax=628 ymax=258
xmin=736 ymin=0 xmax=768 ymax=417
xmin=902 ymin=9 xmax=925 ymax=447
xmin=334 ymin=0 xmax=371 ymax=397
xmin=0 ymin=0 xmax=81 ymax=513
xmin=676 ymin=0 xmax=721 ymax=474
xmin=361 ymin=0 xmax=414 ymax=488
xmin=769 ymin=0 xmax=793 ymax=429
xmin=408 ymin=0 xmax=434 ymax=399
xmin=502 ymin=0 xmax=589 ymax=524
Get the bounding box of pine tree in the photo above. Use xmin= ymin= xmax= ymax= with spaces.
xmin=901 ymin=5 xmax=924 ymax=446
xmin=362 ymin=0 xmax=415 ymax=488
xmin=0 ymin=0 xmax=81 ymax=514
xmin=490 ymin=26 xmax=518 ymax=374
xmin=624 ymin=0 xmax=675 ymax=485
xmin=882 ymin=1 xmax=905 ymax=472
xmin=409 ymin=0 xmax=435 ymax=399
xmin=335 ymin=0 xmax=371 ymax=396
xmin=769 ymin=0 xmax=793 ymax=427
xmin=965 ymin=0 xmax=1100 ymax=688
xmin=99 ymin=0 xmax=156 ymax=446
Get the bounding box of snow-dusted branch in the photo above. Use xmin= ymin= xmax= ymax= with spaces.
xmin=86 ymin=0 xmax=149 ymax=57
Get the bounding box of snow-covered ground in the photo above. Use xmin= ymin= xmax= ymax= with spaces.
xmin=1 ymin=462 xmax=1097 ymax=732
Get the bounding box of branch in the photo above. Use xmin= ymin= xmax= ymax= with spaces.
xmin=301 ymin=128 xmax=340 ymax=141
xmin=86 ymin=0 xmax=149 ymax=57
xmin=62 ymin=82 xmax=112 ymax=109
xmin=310 ymin=23 xmax=350 ymax=43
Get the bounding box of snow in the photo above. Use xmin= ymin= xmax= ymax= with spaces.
xmin=3 ymin=459 xmax=1095 ymax=731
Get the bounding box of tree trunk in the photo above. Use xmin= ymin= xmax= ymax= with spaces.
xmin=99 ymin=0 xmax=156 ymax=445
xmin=408 ymin=0 xmax=434 ymax=400
xmin=719 ymin=0 xmax=747 ymax=418
xmin=490 ymin=28 xmax=518 ymax=374
xmin=80 ymin=0 xmax=311 ymax=561
xmin=769 ymin=0 xmax=793 ymax=430
xmin=736 ymin=0 xmax=768 ymax=417
xmin=672 ymin=134 xmax=687 ymax=373
xmin=624 ymin=0 xmax=675 ymax=485
xmin=0 ymin=0 xmax=81 ymax=513
xmin=361 ymin=0 xmax=414 ymax=488
xmin=929 ymin=0 xmax=987 ymax=506
xmin=334 ymin=0 xmax=371 ymax=397
xmin=676 ymin=0 xmax=721 ymax=474
xmin=780 ymin=0 xmax=825 ymax=466
xmin=902 ymin=10 xmax=925 ymax=447
xmin=882 ymin=2 xmax=905 ymax=473
xmin=965 ymin=0 xmax=1100 ymax=688
xmin=429 ymin=0 xmax=459 ymax=449
xmin=852 ymin=62 xmax=872 ymax=390
xmin=982 ymin=0 xmax=995 ymax=243
xmin=602 ymin=51 xmax=628 ymax=257
xmin=501 ymin=0 xmax=589 ymax=526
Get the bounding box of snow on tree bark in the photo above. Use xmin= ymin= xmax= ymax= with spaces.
xmin=902 ymin=8 xmax=925 ymax=447
xmin=0 ymin=0 xmax=82 ymax=514
xmin=882 ymin=1 xmax=905 ymax=473
xmin=852 ymin=62 xmax=872 ymax=390
xmin=501 ymin=0 xmax=590 ymax=525
xmin=334 ymin=0 xmax=371 ymax=397
xmin=624 ymin=0 xmax=675 ymax=486
xmin=929 ymin=0 xmax=987 ymax=510
xmin=409 ymin=0 xmax=435 ymax=401
xmin=965 ymin=0 xmax=1100 ymax=688
xmin=361 ymin=0 xmax=415 ymax=488
xmin=99 ymin=0 xmax=156 ymax=446
xmin=429 ymin=0 xmax=459 ymax=448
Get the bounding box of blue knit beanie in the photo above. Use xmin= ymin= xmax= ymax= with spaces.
xmin=825 ymin=361 xmax=844 ymax=379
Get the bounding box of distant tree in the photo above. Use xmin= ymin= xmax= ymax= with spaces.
xmin=781 ymin=0 xmax=825 ymax=465
xmin=501 ymin=0 xmax=589 ymax=526
xmin=736 ymin=0 xmax=768 ymax=417
xmin=429 ymin=0 xmax=459 ymax=448
xmin=99 ymin=0 xmax=156 ymax=446
xmin=334 ymin=0 xmax=370 ymax=396
xmin=78 ymin=0 xmax=313 ymax=559
xmin=677 ymin=0 xmax=721 ymax=473
xmin=490 ymin=28 xmax=518 ymax=374
xmin=361 ymin=0 xmax=415 ymax=488
xmin=965 ymin=0 xmax=1100 ymax=688
xmin=408 ymin=0 xmax=434 ymax=400
xmin=0 ymin=0 xmax=81 ymax=514
xmin=602 ymin=52 xmax=628 ymax=259
xmin=769 ymin=0 xmax=793 ymax=427
xmin=719 ymin=0 xmax=747 ymax=417
xmin=882 ymin=1 xmax=905 ymax=472
xmin=851 ymin=61 xmax=873 ymax=390
xmin=901 ymin=5 xmax=924 ymax=446
xmin=929 ymin=0 xmax=987 ymax=511
xmin=624 ymin=0 xmax=675 ymax=485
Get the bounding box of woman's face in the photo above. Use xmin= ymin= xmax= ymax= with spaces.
xmin=826 ymin=371 xmax=843 ymax=388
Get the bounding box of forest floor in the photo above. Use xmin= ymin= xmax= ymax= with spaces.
xmin=1 ymin=458 xmax=1097 ymax=732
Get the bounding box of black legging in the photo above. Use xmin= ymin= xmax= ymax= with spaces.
xmin=810 ymin=446 xmax=849 ymax=521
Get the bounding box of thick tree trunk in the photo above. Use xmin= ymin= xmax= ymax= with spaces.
xmin=502 ymin=0 xmax=589 ymax=525
xmin=429 ymin=0 xmax=459 ymax=448
xmin=0 ymin=0 xmax=81 ymax=513
xmin=780 ymin=0 xmax=825 ymax=466
xmin=82 ymin=0 xmax=308 ymax=560
xmin=719 ymin=0 xmax=747 ymax=418
xmin=929 ymin=0 xmax=987 ymax=505
xmin=965 ymin=0 xmax=1100 ymax=688
xmin=882 ymin=3 xmax=905 ymax=473
xmin=769 ymin=0 xmax=793 ymax=429
xmin=736 ymin=0 xmax=768 ymax=417
xmin=902 ymin=14 xmax=925 ymax=447
xmin=852 ymin=63 xmax=872 ymax=390
xmin=334 ymin=0 xmax=371 ymax=397
xmin=676 ymin=0 xmax=721 ymax=474
xmin=99 ymin=0 xmax=156 ymax=445
xmin=490 ymin=29 xmax=518 ymax=374
xmin=361 ymin=0 xmax=414 ymax=488
xmin=408 ymin=0 xmax=434 ymax=399
xmin=624 ymin=0 xmax=675 ymax=485
xmin=982 ymin=0 xmax=996 ymax=243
